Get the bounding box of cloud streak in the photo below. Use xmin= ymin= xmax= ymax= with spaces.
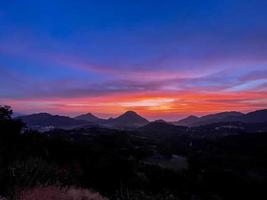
xmin=0 ymin=0 xmax=267 ymax=119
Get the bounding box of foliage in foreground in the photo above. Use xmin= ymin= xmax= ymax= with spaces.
xmin=16 ymin=186 xmax=107 ymax=200
xmin=1 ymin=105 xmax=267 ymax=200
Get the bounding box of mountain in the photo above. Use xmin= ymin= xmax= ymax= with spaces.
xmin=174 ymin=115 xmax=199 ymax=126
xmin=174 ymin=111 xmax=244 ymax=127
xmin=107 ymin=111 xmax=149 ymax=129
xmin=174 ymin=109 xmax=267 ymax=127
xmin=17 ymin=109 xmax=267 ymax=131
xmin=17 ymin=113 xmax=89 ymax=130
xmin=196 ymin=111 xmax=244 ymax=125
xmin=74 ymin=113 xmax=105 ymax=123
xmin=242 ymin=109 xmax=267 ymax=123
xmin=136 ymin=121 xmax=189 ymax=146
xmin=17 ymin=111 xmax=149 ymax=130
xmin=138 ymin=121 xmax=187 ymax=135
xmin=153 ymin=119 xmax=168 ymax=124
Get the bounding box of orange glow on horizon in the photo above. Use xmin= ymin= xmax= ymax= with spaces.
xmin=3 ymin=90 xmax=267 ymax=120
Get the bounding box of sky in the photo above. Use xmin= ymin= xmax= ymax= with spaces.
xmin=0 ymin=0 xmax=267 ymax=120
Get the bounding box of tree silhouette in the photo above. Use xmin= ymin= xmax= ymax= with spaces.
xmin=0 ymin=105 xmax=24 ymax=140
xmin=0 ymin=105 xmax=13 ymax=120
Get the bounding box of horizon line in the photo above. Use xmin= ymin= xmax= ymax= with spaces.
xmin=12 ymin=108 xmax=267 ymax=121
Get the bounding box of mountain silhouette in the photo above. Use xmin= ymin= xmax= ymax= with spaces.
xmin=107 ymin=111 xmax=149 ymax=129
xmin=175 ymin=110 xmax=267 ymax=126
xmin=242 ymin=109 xmax=267 ymax=123
xmin=74 ymin=113 xmax=105 ymax=123
xmin=17 ymin=113 xmax=89 ymax=129
xmin=16 ymin=109 xmax=267 ymax=130
xmin=175 ymin=115 xmax=199 ymax=126
xmin=196 ymin=111 xmax=244 ymax=125
xmin=175 ymin=111 xmax=244 ymax=126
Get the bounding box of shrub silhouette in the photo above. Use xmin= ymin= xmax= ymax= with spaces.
xmin=10 ymin=157 xmax=63 ymax=187
xmin=16 ymin=186 xmax=108 ymax=200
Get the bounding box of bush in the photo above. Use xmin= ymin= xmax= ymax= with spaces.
xmin=16 ymin=186 xmax=108 ymax=200
xmin=10 ymin=157 xmax=64 ymax=187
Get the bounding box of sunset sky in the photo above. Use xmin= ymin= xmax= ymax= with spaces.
xmin=0 ymin=0 xmax=267 ymax=120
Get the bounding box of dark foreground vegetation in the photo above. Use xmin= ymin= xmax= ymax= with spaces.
xmin=1 ymin=106 xmax=267 ymax=200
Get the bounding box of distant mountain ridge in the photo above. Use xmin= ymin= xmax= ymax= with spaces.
xmin=242 ymin=109 xmax=267 ymax=123
xmin=17 ymin=113 xmax=89 ymax=129
xmin=17 ymin=109 xmax=267 ymax=130
xmin=19 ymin=110 xmax=150 ymax=130
xmin=74 ymin=113 xmax=105 ymax=123
xmin=175 ymin=115 xmax=199 ymax=126
xmin=75 ymin=111 xmax=150 ymax=129
xmin=174 ymin=109 xmax=267 ymax=127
